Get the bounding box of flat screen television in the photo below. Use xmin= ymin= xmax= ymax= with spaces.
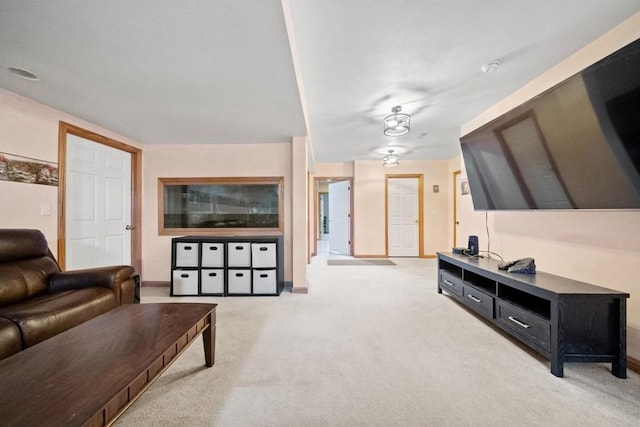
xmin=460 ymin=37 xmax=640 ymax=210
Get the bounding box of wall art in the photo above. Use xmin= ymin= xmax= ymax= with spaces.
xmin=460 ymin=178 xmax=470 ymax=195
xmin=0 ymin=152 xmax=58 ymax=186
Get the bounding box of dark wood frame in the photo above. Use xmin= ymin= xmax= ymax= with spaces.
xmin=158 ymin=176 xmax=285 ymax=236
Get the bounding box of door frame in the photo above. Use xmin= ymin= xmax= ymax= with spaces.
xmin=385 ymin=174 xmax=424 ymax=257
xmin=453 ymin=170 xmax=461 ymax=246
xmin=312 ymin=177 xmax=353 ymax=257
xmin=57 ymin=122 xmax=142 ymax=273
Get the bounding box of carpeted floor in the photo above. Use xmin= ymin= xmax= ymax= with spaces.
xmin=115 ymin=256 xmax=640 ymax=427
xmin=326 ymin=259 xmax=395 ymax=266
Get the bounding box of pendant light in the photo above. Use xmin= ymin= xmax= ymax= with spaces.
xmin=383 ymin=106 xmax=410 ymax=136
xmin=383 ymin=150 xmax=399 ymax=167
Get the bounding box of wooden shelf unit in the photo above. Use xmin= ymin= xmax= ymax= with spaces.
xmin=437 ymin=252 xmax=628 ymax=378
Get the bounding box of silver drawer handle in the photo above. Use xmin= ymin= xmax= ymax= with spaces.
xmin=443 ymin=279 xmax=456 ymax=287
xmin=468 ymin=294 xmax=482 ymax=303
xmin=508 ymin=316 xmax=530 ymax=329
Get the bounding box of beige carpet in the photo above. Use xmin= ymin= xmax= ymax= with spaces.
xmin=115 ymin=257 xmax=640 ymax=426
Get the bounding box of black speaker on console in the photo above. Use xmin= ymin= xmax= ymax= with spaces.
xmin=467 ymin=235 xmax=479 ymax=255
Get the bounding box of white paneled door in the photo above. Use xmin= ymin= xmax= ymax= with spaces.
xmin=65 ymin=134 xmax=132 ymax=269
xmin=328 ymin=180 xmax=351 ymax=255
xmin=387 ymin=177 xmax=419 ymax=257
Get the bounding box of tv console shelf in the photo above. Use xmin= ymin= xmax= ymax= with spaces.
xmin=437 ymin=252 xmax=629 ymax=378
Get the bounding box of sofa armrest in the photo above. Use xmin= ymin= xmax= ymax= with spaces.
xmin=49 ymin=265 xmax=136 ymax=304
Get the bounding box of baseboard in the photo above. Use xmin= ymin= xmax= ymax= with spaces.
xmin=142 ymin=281 xmax=170 ymax=287
xmin=354 ymin=254 xmax=438 ymax=259
xmin=292 ymin=286 xmax=309 ymax=294
xmin=628 ymin=355 xmax=640 ymax=374
xmin=353 ymin=254 xmax=388 ymax=258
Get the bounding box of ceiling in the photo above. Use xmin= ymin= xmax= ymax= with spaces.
xmin=1 ymin=1 xmax=639 ymax=164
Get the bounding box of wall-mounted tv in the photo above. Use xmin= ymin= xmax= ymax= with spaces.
xmin=460 ymin=37 xmax=640 ymax=210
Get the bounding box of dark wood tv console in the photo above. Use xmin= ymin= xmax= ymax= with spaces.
xmin=437 ymin=252 xmax=628 ymax=378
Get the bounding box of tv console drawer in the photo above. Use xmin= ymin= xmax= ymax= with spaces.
xmin=496 ymin=300 xmax=551 ymax=352
xmin=462 ymin=286 xmax=494 ymax=319
xmin=439 ymin=271 xmax=464 ymax=297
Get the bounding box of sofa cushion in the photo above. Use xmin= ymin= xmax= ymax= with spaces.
xmin=0 ymin=288 xmax=117 ymax=348
xmin=0 ymin=257 xmax=60 ymax=307
xmin=0 ymin=229 xmax=50 ymax=262
xmin=0 ymin=318 xmax=22 ymax=360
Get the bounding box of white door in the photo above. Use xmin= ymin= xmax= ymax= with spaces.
xmin=388 ymin=178 xmax=419 ymax=257
xmin=66 ymin=134 xmax=132 ymax=269
xmin=328 ymin=180 xmax=351 ymax=255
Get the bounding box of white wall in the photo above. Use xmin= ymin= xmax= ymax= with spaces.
xmin=459 ymin=13 xmax=640 ymax=359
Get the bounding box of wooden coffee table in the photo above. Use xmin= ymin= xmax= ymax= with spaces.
xmin=0 ymin=303 xmax=216 ymax=426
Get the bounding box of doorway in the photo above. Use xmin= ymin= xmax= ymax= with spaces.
xmin=385 ymin=174 xmax=424 ymax=257
xmin=313 ymin=177 xmax=353 ymax=257
xmin=58 ymin=122 xmax=142 ymax=273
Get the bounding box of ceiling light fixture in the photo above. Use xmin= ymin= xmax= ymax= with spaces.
xmin=7 ymin=66 xmax=40 ymax=81
xmin=383 ymin=106 xmax=410 ymax=136
xmin=383 ymin=150 xmax=399 ymax=167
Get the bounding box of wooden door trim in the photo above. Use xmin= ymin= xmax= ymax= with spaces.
xmin=312 ymin=177 xmax=353 ymax=257
xmin=57 ymin=122 xmax=142 ymax=274
xmin=453 ymin=170 xmax=461 ymax=247
xmin=385 ymin=174 xmax=424 ymax=257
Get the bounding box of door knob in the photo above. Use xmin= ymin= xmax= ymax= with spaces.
xmin=456 ymin=221 xmax=460 ymax=225
xmin=125 ymin=225 xmax=134 ymax=231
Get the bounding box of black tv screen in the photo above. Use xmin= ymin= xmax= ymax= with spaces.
xmin=460 ymin=37 xmax=640 ymax=210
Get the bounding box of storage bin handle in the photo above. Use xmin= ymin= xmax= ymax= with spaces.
xmin=259 ymin=247 xmax=268 ymax=251
xmin=235 ymin=273 xmax=244 ymax=277
xmin=235 ymin=246 xmax=244 ymax=250
xmin=260 ymin=274 xmax=268 ymax=278
xmin=180 ymin=274 xmax=189 ymax=278
xmin=184 ymin=246 xmax=192 ymax=250
xmin=209 ymin=272 xmax=217 ymax=277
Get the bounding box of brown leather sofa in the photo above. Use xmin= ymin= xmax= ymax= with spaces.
xmin=0 ymin=229 xmax=135 ymax=361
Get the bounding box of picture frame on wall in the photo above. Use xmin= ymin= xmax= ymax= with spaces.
xmin=0 ymin=152 xmax=58 ymax=186
xmin=461 ymin=178 xmax=470 ymax=195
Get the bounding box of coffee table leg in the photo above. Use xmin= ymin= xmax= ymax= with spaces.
xmin=203 ymin=313 xmax=216 ymax=367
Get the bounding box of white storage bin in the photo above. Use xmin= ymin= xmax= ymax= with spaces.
xmin=172 ymin=269 xmax=198 ymax=295
xmin=252 ymin=269 xmax=277 ymax=294
xmin=201 ymin=269 xmax=224 ymax=294
xmin=228 ymin=269 xmax=251 ymax=294
xmin=201 ymin=243 xmax=224 ymax=267
xmin=251 ymin=243 xmax=277 ymax=268
xmin=228 ymin=242 xmax=251 ymax=267
xmin=175 ymin=243 xmax=199 ymax=267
